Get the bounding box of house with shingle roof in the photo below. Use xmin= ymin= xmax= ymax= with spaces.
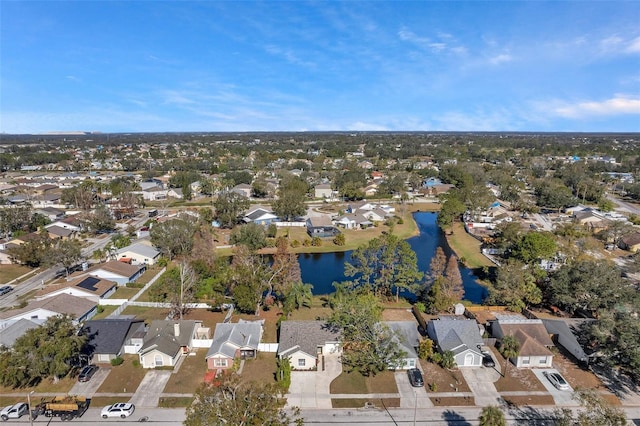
xmin=427 ymin=317 xmax=484 ymax=367
xmin=81 ymin=317 xmax=145 ymax=363
xmin=46 ymin=225 xmax=77 ymax=240
xmin=491 ymin=315 xmax=554 ymax=368
xmin=138 ymin=320 xmax=203 ymax=368
xmin=35 ymin=276 xmax=117 ymax=303
xmin=0 ymin=293 xmax=97 ymax=329
xmin=243 ymin=206 xmax=279 ymax=225
xmin=74 ymin=260 xmax=146 ymax=286
xmin=116 ymin=242 xmax=160 ymax=266
xmin=277 ymin=320 xmax=341 ymax=370
xmin=206 ymin=321 xmax=263 ymax=370
xmin=0 ymin=318 xmax=42 ymax=348
xmin=619 ymin=231 xmax=640 ymax=252
xmin=386 ymin=321 xmax=421 ymax=370
xmin=306 ymin=216 xmax=340 ymax=238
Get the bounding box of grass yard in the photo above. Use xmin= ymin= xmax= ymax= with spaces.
xmin=120 ymin=305 xmax=172 ymax=321
xmin=239 ymin=352 xmax=279 ymax=385
xmin=0 ymin=264 xmax=33 ymax=284
xmin=445 ymin=223 xmax=494 ymax=269
xmin=96 ymin=356 xmax=146 ymax=394
xmin=430 ymin=395 xmax=475 ymax=406
xmin=420 ymin=361 xmax=471 ymax=393
xmin=330 ymin=370 xmax=398 ymax=394
xmin=0 ymin=376 xmax=76 ymax=396
xmin=112 ymin=286 xmax=140 ymax=299
xmin=164 ymin=349 xmax=208 ymax=393
xmin=92 ymin=304 xmax=119 ymax=320
xmin=158 ymin=396 xmax=195 ymax=408
xmin=331 ymin=398 xmax=400 ymax=408
xmin=136 ymin=265 xmax=164 ymax=285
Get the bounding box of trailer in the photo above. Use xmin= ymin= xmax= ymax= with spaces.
xmin=32 ymin=396 xmax=89 ymax=422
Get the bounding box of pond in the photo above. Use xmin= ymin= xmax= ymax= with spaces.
xmin=298 ymin=212 xmax=488 ymax=304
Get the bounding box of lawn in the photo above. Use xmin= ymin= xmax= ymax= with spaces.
xmin=164 ymin=349 xmax=208 ymax=393
xmin=430 ymin=395 xmax=475 ymax=406
xmin=445 ymin=223 xmax=494 ymax=269
xmin=330 ymin=370 xmax=398 ymax=394
xmin=0 ymin=264 xmax=33 ymax=284
xmin=239 ymin=352 xmax=279 ymax=385
xmin=136 ymin=265 xmax=164 ymax=285
xmin=92 ymin=304 xmax=119 ymax=319
xmin=96 ymin=356 xmax=146 ymax=394
xmin=0 ymin=376 xmax=76 ymax=396
xmin=120 ymin=305 xmax=172 ymax=321
xmin=420 ymin=361 xmax=471 ymax=393
xmin=112 ymin=286 xmax=140 ymax=299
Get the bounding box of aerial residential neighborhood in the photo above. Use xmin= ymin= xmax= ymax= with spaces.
xmin=0 ymin=131 xmax=639 ymax=424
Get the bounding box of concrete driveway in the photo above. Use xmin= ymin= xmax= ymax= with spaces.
xmin=69 ymin=366 xmax=110 ymax=397
xmin=287 ymin=353 xmax=341 ymax=409
xmin=395 ymin=371 xmax=432 ymax=408
xmin=128 ymin=371 xmax=172 ymax=408
xmin=461 ymin=366 xmax=502 ymax=406
xmin=533 ymin=368 xmax=578 ymax=406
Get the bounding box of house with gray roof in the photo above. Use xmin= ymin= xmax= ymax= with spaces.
xmin=243 ymin=206 xmax=279 ymax=225
xmin=81 ymin=317 xmax=145 ymax=363
xmin=0 ymin=318 xmax=42 ymax=348
xmin=427 ymin=317 xmax=484 ymax=367
xmin=277 ymin=320 xmax=341 ymax=371
xmin=206 ymin=321 xmax=263 ymax=370
xmin=116 ymin=242 xmax=160 ymax=266
xmin=138 ymin=320 xmax=204 ymax=368
xmin=74 ymin=260 xmax=146 ymax=286
xmin=386 ymin=321 xmax=421 ymax=370
xmin=0 ymin=293 xmax=97 ymax=330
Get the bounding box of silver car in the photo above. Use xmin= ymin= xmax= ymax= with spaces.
xmin=543 ymin=371 xmax=570 ymax=390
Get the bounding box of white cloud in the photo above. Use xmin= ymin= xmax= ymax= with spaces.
xmin=627 ymin=36 xmax=640 ymax=53
xmin=551 ymin=96 xmax=640 ymax=118
xmin=264 ymin=44 xmax=316 ymax=68
xmin=488 ymin=53 xmax=512 ymax=65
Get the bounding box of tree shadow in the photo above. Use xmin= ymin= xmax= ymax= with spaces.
xmin=500 ymin=399 xmax=556 ymax=426
xmin=441 ymin=409 xmax=471 ymax=426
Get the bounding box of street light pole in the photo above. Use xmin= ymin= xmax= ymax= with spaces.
xmin=27 ymin=390 xmax=34 ymax=426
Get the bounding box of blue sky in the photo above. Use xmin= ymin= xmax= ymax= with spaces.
xmin=1 ymin=1 xmax=639 ymax=133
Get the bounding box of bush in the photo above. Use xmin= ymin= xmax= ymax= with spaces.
xmin=111 ymin=356 xmax=124 ymax=366
xmin=311 ymin=237 xmax=322 ymax=247
xmin=96 ymin=305 xmax=105 ymax=314
xmin=303 ymin=239 xmax=311 ymax=247
xmin=429 ymin=382 xmax=438 ymax=392
xmin=132 ymin=359 xmax=140 ymax=368
xmin=415 ymin=302 xmax=426 ymax=313
xmin=266 ymin=223 xmax=278 ymax=238
xmin=157 ymin=257 xmax=169 ymax=267
xmin=333 ymin=233 xmax=346 ymax=246
xmin=290 ymin=239 xmax=300 ymax=248
xmin=397 ymin=217 xmax=404 ymax=225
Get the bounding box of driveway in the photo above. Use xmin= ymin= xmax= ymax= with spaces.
xmin=461 ymin=366 xmax=502 ymax=406
xmin=128 ymin=371 xmax=172 ymax=408
xmin=533 ymin=368 xmax=578 ymax=406
xmin=287 ymin=353 xmax=341 ymax=409
xmin=69 ymin=366 xmax=110 ymax=397
xmin=395 ymin=370 xmax=432 ymax=408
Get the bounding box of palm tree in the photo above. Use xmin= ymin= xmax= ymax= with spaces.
xmin=283 ymin=282 xmax=313 ymax=315
xmin=499 ymin=335 xmax=520 ymax=377
xmin=479 ymin=405 xmax=506 ymax=426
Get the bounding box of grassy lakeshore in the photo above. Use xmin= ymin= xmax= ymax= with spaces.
xmin=445 ymin=222 xmax=494 ymax=269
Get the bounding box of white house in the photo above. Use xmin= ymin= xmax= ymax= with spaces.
xmin=277 ymin=321 xmax=341 ymax=371
xmin=138 ymin=320 xmax=203 ymax=368
xmin=491 ymin=316 xmax=554 ymax=368
xmin=116 ymin=242 xmax=160 ymax=266
xmin=34 ymin=276 xmax=117 ymax=303
xmin=427 ymin=318 xmax=484 ymax=367
xmin=206 ymin=321 xmax=263 ymax=370
xmin=0 ymin=293 xmax=97 ymax=330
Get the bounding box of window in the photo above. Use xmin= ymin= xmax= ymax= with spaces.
xmin=214 ymin=359 xmax=227 ymax=367
xmin=539 ymin=357 xmax=548 ymax=365
xmin=522 ymin=357 xmax=530 ymax=365
xmin=408 ymin=359 xmax=416 ymax=367
xmin=154 ymin=355 xmax=163 ymax=366
xmin=298 ymin=359 xmax=306 ymax=367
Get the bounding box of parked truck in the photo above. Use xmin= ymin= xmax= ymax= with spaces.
xmin=31 ymin=396 xmax=89 ymax=421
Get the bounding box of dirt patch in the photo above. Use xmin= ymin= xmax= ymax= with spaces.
xmin=430 ymin=396 xmax=475 ymax=406
xmin=382 ymin=308 xmax=416 ymax=321
xmin=331 ymin=398 xmax=400 ymax=408
xmin=502 ymin=395 xmax=555 ymax=406
xmin=420 ymin=361 xmax=470 ymax=393
xmin=552 ymin=348 xmax=607 ymax=391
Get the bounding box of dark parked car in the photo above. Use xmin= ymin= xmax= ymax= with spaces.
xmin=0 ymin=286 xmax=13 ymax=296
xmin=407 ymin=368 xmax=424 ymax=387
xmin=78 ymin=364 xmax=99 ymax=382
xmin=482 ymin=353 xmax=495 ymax=368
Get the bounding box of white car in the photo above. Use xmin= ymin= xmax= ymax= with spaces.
xmin=543 ymin=371 xmax=570 ymax=391
xmin=100 ymin=403 xmax=135 ymax=419
xmin=1 ymin=403 xmax=29 ymax=421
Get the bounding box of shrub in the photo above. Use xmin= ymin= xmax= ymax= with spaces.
xmin=157 ymin=257 xmax=169 ymax=267
xmin=415 ymin=301 xmax=426 ymax=313
xmin=429 ymin=382 xmax=438 ymax=392
xmin=333 ymin=233 xmax=346 ymax=246
xmin=275 ymin=357 xmax=292 ymax=391
xmin=303 ymin=239 xmax=311 ymax=247
xmin=132 ymin=359 xmax=140 ymax=368
xmin=290 ymin=239 xmax=300 ymax=248
xmin=418 ymin=338 xmax=434 ymax=360
xmin=311 ymin=237 xmax=322 ymax=247
xmin=96 ymin=305 xmax=105 ymax=314
xmin=397 ymin=217 xmax=404 ymax=225
xmin=111 ymin=356 xmax=124 ymax=366
xmin=266 ymin=223 xmax=278 ymax=238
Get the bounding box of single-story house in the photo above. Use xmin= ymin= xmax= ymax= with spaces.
xmin=138 ymin=320 xmax=203 ymax=368
xmin=277 ymin=320 xmax=341 ymax=371
xmin=35 ymin=276 xmax=117 ymax=303
xmin=116 ymin=242 xmax=160 ymax=266
xmin=427 ymin=317 xmax=485 ymax=367
xmin=386 ymin=321 xmax=421 ymax=370
xmin=0 ymin=293 xmax=97 ymax=330
xmin=542 ymin=318 xmax=590 ymax=367
xmin=76 ymin=260 xmax=146 ymax=286
xmin=45 ymin=217 xmax=82 ymax=232
xmin=0 ymin=318 xmax=43 ymax=348
xmin=81 ymin=317 xmax=146 ymax=363
xmin=206 ymin=321 xmax=263 ymax=370
xmin=314 ymin=184 xmax=333 ymax=199
xmin=231 ymin=184 xmax=252 ymax=198
xmin=243 ymin=207 xmax=279 ymax=225
xmin=35 ymin=207 xmax=65 ymax=221
xmin=306 ymin=216 xmax=340 ymax=238
xmin=619 ymin=232 xmax=640 ymax=252
xmin=46 ymin=225 xmax=77 ymax=240
xmin=491 ymin=316 xmax=554 ymax=368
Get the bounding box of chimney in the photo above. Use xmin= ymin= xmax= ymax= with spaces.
xmin=174 ymin=323 xmax=180 ymax=337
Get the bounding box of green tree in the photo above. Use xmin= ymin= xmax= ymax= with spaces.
xmin=328 ymin=292 xmax=406 ymax=375
xmin=499 ymin=335 xmax=520 ymax=376
xmin=487 ymin=260 xmax=542 ymax=312
xmin=51 ymin=239 xmax=83 ymax=277
xmin=82 ymin=204 xmax=116 ymax=234
xmin=184 ymin=372 xmax=301 ymax=426
xmin=344 ymin=233 xmax=423 ymax=301
xmin=272 ymin=175 xmax=309 ymax=221
xmin=437 ymin=195 xmax=466 ymax=233
xmin=275 ymin=357 xmax=292 ymax=391
xmin=150 ymin=215 xmax=198 ymax=260
xmin=418 ymin=338 xmax=434 ymax=360
xmin=513 ymin=231 xmax=557 ymax=264
xmin=479 ymin=405 xmax=506 ymax=426
xmin=0 ymin=315 xmax=87 ymax=388
xmin=282 ymin=282 xmax=313 ymax=315
xmin=6 ymin=231 xmax=53 ymax=267
xmin=230 ymin=223 xmax=267 ymax=251
xmin=213 ymin=191 xmax=250 ymax=228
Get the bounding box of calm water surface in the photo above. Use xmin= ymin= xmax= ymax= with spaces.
xmin=298 ymin=212 xmax=488 ymax=304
